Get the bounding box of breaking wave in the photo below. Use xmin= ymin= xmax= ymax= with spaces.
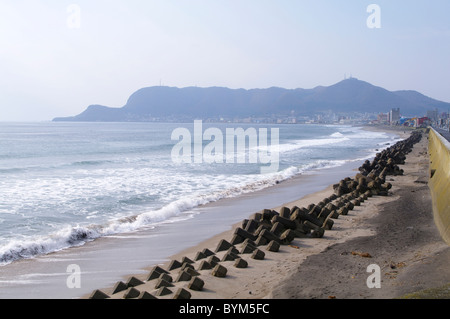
xmin=0 ymin=157 xmax=351 ymax=266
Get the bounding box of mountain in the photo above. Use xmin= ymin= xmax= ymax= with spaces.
xmin=53 ymin=78 xmax=450 ymax=122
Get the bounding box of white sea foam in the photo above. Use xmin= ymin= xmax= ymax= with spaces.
xmin=257 ymin=136 xmax=350 ymax=154
xmin=330 ymin=132 xmax=345 ymax=138
xmin=0 ymin=159 xmax=338 ymax=265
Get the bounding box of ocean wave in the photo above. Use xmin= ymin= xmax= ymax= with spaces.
xmin=330 ymin=132 xmax=345 ymax=138
xmin=0 ymin=160 xmax=112 ymax=175
xmin=0 ymin=158 xmax=344 ymax=266
xmin=0 ymin=156 xmax=157 ymax=176
xmin=343 ymin=127 xmax=389 ymax=140
xmin=255 ymin=136 xmax=350 ymax=154
xmin=71 ymin=160 xmax=113 ymax=167
xmin=0 ymin=167 xmax=27 ymax=174
xmin=299 ymin=159 xmax=348 ymax=172
xmin=283 ymin=137 xmax=351 ymax=152
xmin=377 ymin=137 xmax=405 ymax=147
xmin=0 ymin=226 xmax=102 ymax=265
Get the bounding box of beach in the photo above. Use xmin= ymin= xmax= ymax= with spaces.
xmin=86 ymin=126 xmax=450 ymax=300
xmin=0 ymin=123 xmax=384 ymax=299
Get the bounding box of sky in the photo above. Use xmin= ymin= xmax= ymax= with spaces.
xmin=0 ymin=0 xmax=449 ymax=121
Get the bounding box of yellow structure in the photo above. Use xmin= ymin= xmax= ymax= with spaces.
xmin=428 ymin=128 xmax=450 ymax=245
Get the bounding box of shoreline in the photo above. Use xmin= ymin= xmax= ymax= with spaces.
xmin=85 ymin=125 xmax=449 ymax=300
xmin=0 ymin=142 xmax=365 ymax=299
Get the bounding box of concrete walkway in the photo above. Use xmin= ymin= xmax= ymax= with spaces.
xmin=435 ymin=127 xmax=450 ymax=142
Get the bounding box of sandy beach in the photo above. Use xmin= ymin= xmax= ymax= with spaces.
xmin=85 ymin=126 xmax=450 ymax=300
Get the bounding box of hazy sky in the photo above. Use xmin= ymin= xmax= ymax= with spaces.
xmin=1 ymin=0 xmax=449 ymax=121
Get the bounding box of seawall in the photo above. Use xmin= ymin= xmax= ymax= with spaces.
xmin=428 ymin=128 xmax=450 ymax=245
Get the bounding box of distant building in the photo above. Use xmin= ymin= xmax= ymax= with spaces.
xmin=389 ymin=108 xmax=400 ymax=124
xmin=377 ymin=113 xmax=389 ymax=124
xmin=415 ymin=117 xmax=431 ymax=127
xmin=427 ymin=108 xmax=439 ymax=123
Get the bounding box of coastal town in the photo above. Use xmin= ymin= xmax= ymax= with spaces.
xmin=196 ymin=107 xmax=450 ymax=131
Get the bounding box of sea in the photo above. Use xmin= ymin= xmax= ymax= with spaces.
xmin=0 ymin=121 xmax=402 ymax=298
